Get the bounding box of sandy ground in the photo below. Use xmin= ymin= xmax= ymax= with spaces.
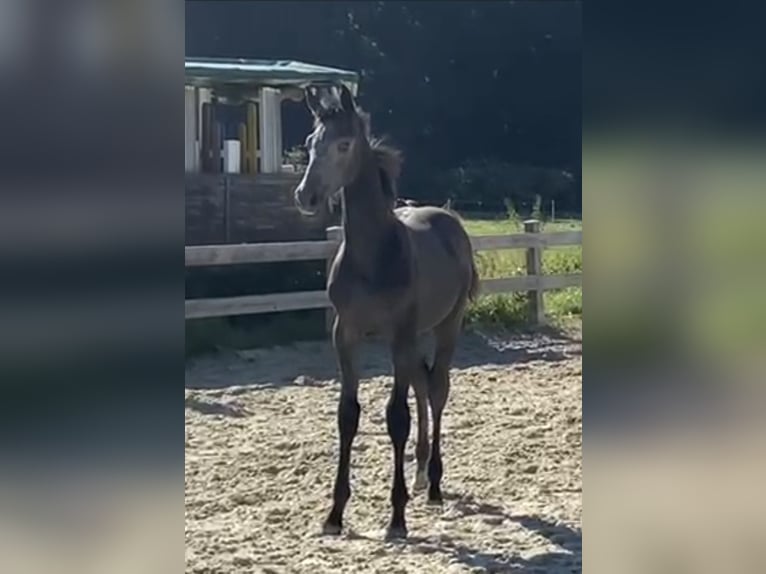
xmin=185 ymin=326 xmax=582 ymax=573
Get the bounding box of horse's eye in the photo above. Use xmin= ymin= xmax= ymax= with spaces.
xmin=337 ymin=141 xmax=351 ymax=153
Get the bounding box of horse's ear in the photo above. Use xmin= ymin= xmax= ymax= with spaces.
xmin=339 ymin=84 xmax=356 ymax=112
xmin=305 ymin=86 xmax=322 ymax=117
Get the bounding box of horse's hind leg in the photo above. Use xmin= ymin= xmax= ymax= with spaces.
xmin=386 ymin=327 xmax=419 ymax=539
xmin=426 ymin=306 xmax=464 ymax=504
xmin=411 ymin=358 xmax=430 ymax=492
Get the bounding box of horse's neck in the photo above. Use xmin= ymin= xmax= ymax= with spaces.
xmin=341 ymin=154 xmax=394 ymax=273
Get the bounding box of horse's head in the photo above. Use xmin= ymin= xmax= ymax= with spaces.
xmin=293 ymin=84 xmax=367 ymax=216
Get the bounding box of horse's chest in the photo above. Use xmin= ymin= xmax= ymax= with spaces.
xmin=328 ymin=266 xmax=414 ymax=335
xmin=329 ymin=274 xmax=410 ymax=312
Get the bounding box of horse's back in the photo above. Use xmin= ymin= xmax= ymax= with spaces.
xmin=395 ymin=206 xmax=476 ymax=331
xmin=395 ymin=205 xmax=472 ymax=258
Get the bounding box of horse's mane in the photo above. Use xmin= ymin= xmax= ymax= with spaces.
xmin=370 ymin=139 xmax=403 ymax=206
xmin=360 ymin=109 xmax=403 ymax=206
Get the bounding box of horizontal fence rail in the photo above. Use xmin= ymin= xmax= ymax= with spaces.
xmin=469 ymin=230 xmax=582 ymax=250
xmin=185 ymin=220 xmax=581 ymax=325
xmin=185 ymin=290 xmax=330 ymax=320
xmin=185 ymin=240 xmax=338 ymax=267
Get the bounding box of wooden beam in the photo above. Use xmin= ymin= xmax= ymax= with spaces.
xmin=479 ymin=273 xmax=582 ymax=295
xmin=185 ymin=240 xmax=338 ymax=266
xmin=470 ymin=230 xmax=582 ymax=251
xmin=184 ymin=275 xmax=582 ymax=319
xmin=185 ymin=290 xmax=329 ymax=319
xmin=184 ymin=230 xmax=582 ymax=268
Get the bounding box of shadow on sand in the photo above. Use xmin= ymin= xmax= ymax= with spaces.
xmin=185 ymin=324 xmax=581 ymax=393
xmin=347 ymin=493 xmax=581 ymax=573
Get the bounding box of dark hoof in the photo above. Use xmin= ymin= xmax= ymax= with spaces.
xmin=385 ymin=525 xmax=408 ymax=540
xmin=427 ymin=489 xmax=444 ymax=506
xmin=322 ymin=520 xmax=342 ymax=536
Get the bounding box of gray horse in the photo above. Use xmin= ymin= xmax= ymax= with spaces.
xmin=294 ymin=84 xmax=479 ymax=539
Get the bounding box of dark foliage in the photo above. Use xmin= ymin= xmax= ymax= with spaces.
xmin=186 ymin=1 xmax=581 ymax=212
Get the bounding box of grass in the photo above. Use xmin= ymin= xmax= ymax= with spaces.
xmin=462 ymin=217 xmax=582 ymax=328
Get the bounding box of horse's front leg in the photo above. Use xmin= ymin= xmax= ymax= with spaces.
xmin=323 ymin=315 xmax=360 ymax=535
xmin=386 ymin=330 xmax=417 ymax=539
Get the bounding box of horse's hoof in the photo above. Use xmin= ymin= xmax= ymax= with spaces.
xmin=322 ymin=521 xmax=342 ymax=536
xmin=385 ymin=525 xmax=408 ymax=540
xmin=412 ymin=471 xmax=428 ymax=492
xmin=427 ymin=489 xmax=444 ymax=506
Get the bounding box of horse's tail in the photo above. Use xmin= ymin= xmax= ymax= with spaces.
xmin=451 ymin=211 xmax=480 ymax=303
xmin=467 ymin=255 xmax=480 ymax=302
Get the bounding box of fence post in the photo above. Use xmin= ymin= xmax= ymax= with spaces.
xmin=524 ymin=219 xmax=545 ymax=325
xmin=325 ymin=226 xmax=343 ymax=334
xmin=223 ymin=176 xmax=231 ymax=242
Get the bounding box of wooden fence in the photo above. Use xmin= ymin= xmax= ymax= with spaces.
xmin=185 ymin=219 xmax=581 ymax=326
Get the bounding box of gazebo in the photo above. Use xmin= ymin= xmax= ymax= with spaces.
xmin=184 ymin=57 xmax=359 ymax=244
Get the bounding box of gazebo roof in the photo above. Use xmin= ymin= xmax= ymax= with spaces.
xmin=185 ymin=57 xmax=359 ymax=89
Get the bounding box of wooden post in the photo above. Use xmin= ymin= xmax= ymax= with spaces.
xmin=200 ymin=102 xmax=211 ymax=172
xmin=325 ymin=226 xmax=343 ymax=334
xmin=524 ymin=219 xmax=545 ymax=325
xmin=249 ymin=101 xmax=259 ymax=174
xmin=223 ymin=176 xmax=231 ymax=243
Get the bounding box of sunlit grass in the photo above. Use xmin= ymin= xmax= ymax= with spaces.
xmin=463 ymin=217 xmax=582 ymax=326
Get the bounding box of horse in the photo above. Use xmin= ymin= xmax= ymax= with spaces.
xmin=293 ymin=84 xmax=479 ymax=539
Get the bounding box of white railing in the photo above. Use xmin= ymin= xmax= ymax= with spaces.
xmin=185 ymin=220 xmax=582 ymax=325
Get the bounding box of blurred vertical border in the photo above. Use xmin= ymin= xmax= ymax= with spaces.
xmin=0 ymin=1 xmax=184 ymax=573
xmin=584 ymin=1 xmax=766 ymax=573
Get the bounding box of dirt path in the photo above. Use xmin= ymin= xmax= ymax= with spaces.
xmin=185 ymin=327 xmax=582 ymax=573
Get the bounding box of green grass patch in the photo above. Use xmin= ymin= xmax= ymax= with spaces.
xmin=463 ymin=216 xmax=582 ymax=326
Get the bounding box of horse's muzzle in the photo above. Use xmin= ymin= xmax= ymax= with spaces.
xmin=294 ymin=185 xmax=321 ymax=216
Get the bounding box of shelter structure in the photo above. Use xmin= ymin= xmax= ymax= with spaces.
xmin=184 ymin=58 xmax=359 ymax=244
